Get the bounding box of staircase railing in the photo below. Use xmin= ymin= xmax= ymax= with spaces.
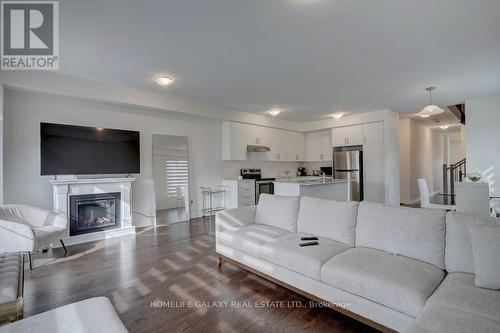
xmin=442 ymin=158 xmax=466 ymax=204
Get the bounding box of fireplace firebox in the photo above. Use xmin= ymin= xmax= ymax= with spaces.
xmin=69 ymin=192 xmax=121 ymax=236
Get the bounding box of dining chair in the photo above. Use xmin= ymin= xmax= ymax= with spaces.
xmin=417 ymin=178 xmax=456 ymax=210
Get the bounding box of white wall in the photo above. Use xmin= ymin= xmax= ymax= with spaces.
xmin=466 ymin=94 xmax=500 ymax=196
xmin=3 ymin=89 xmax=225 ymax=225
xmin=399 ymin=119 xmax=411 ymax=203
xmin=399 ymin=118 xmax=443 ymax=204
xmin=446 ymin=132 xmax=466 ymax=165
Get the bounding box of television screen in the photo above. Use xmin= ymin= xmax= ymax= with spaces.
xmin=41 ymin=122 xmax=140 ymax=175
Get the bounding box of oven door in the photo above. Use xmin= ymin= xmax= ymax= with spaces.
xmin=256 ymin=182 xmax=274 ymax=204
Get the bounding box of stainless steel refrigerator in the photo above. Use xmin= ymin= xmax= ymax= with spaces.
xmin=333 ymin=147 xmax=363 ymax=201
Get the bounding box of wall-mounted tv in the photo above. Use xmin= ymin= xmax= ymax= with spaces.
xmin=41 ymin=122 xmax=140 ymax=175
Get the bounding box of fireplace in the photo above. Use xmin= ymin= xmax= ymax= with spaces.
xmin=69 ymin=192 xmax=121 ymax=236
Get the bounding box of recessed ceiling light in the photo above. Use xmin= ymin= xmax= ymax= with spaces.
xmin=440 ymin=125 xmax=450 ymax=129
xmin=267 ymin=108 xmax=282 ymax=116
xmin=154 ymin=75 xmax=174 ymax=86
xmin=330 ymin=112 xmax=344 ymax=119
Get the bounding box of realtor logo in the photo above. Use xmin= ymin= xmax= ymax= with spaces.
xmin=1 ymin=1 xmax=59 ymax=70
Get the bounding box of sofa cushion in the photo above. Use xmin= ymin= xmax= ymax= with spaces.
xmin=255 ymin=194 xmax=299 ymax=232
xmin=356 ymin=201 xmax=446 ymax=269
xmin=296 ymin=197 xmax=358 ymax=246
xmin=469 ymin=226 xmax=500 ymax=289
xmin=321 ymin=247 xmax=445 ymax=317
xmin=259 ymin=233 xmax=351 ymax=280
xmin=407 ymin=303 xmax=500 ymax=333
xmin=427 ymin=272 xmax=500 ymax=323
xmin=445 ymin=212 xmax=499 ymax=273
xmin=218 ymin=224 xmax=289 ymax=255
xmin=0 ymin=297 xmax=129 ymax=333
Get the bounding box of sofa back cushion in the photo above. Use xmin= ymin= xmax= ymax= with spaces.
xmin=297 ymin=197 xmax=358 ymax=246
xmin=255 ymin=194 xmax=299 ymax=232
xmin=445 ymin=212 xmax=499 ymax=273
xmin=356 ymin=201 xmax=447 ymax=269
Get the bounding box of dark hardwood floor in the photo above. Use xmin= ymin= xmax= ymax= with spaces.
xmin=25 ymin=219 xmax=378 ymax=333
xmin=156 ymin=208 xmax=190 ymax=225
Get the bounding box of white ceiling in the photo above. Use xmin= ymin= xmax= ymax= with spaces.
xmin=60 ymin=0 xmax=500 ymax=122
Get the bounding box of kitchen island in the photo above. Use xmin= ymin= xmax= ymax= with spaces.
xmin=274 ymin=178 xmax=350 ymax=201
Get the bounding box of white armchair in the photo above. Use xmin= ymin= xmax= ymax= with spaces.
xmin=0 ymin=205 xmax=67 ymax=269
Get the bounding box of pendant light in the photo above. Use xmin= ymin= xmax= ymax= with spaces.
xmin=418 ymin=87 xmax=444 ymax=118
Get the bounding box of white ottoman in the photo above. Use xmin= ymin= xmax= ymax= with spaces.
xmin=0 ymin=297 xmax=128 ymax=333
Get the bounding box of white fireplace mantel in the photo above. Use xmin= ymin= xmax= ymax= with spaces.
xmin=49 ymin=177 xmax=136 ymax=246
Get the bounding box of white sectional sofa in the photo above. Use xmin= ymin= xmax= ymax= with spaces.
xmin=215 ymin=194 xmax=500 ymax=333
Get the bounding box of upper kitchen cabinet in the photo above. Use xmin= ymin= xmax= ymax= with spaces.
xmin=331 ymin=125 xmax=363 ymax=147
xmin=362 ymin=121 xmax=384 ymax=144
xmin=267 ymin=128 xmax=288 ymax=161
xmin=222 ymin=121 xmax=248 ymax=160
xmin=287 ymin=131 xmax=306 ymax=161
xmin=306 ymin=130 xmax=332 ymax=161
xmin=247 ymin=124 xmax=267 ymax=146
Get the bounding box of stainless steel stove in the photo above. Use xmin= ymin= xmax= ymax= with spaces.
xmin=240 ymin=168 xmax=275 ymax=203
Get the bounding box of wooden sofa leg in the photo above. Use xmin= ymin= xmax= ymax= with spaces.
xmin=217 ymin=254 xmax=223 ymax=269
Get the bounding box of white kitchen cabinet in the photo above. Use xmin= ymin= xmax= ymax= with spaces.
xmin=247 ymin=124 xmax=267 ymax=146
xmin=362 ymin=122 xmax=384 ymax=144
xmin=222 ymin=121 xmax=248 ymax=160
xmin=306 ymin=130 xmax=332 ymax=161
xmin=332 ymin=127 xmax=347 ymax=147
xmin=346 ymin=125 xmax=363 ymax=145
xmin=222 ymin=179 xmax=255 ymax=208
xmin=287 ymin=131 xmax=306 ymax=161
xmin=267 ymin=128 xmax=288 ymax=161
xmin=363 ymin=143 xmax=385 ymax=202
xmin=332 ymin=125 xmax=363 ymax=147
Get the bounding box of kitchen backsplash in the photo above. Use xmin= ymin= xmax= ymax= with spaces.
xmin=223 ymin=160 xmax=304 ymax=179
xmin=305 ymin=161 xmax=333 ymax=172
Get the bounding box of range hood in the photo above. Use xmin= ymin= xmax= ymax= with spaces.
xmin=247 ymin=145 xmax=271 ymax=152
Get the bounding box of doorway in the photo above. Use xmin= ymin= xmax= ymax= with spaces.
xmin=153 ymin=134 xmax=190 ymax=225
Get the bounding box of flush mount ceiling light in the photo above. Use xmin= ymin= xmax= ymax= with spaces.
xmin=330 ymin=112 xmax=344 ymax=119
xmin=154 ymin=75 xmax=174 ymax=86
xmin=439 ymin=125 xmax=450 ymax=130
xmin=418 ymin=87 xmax=445 ymax=118
xmin=267 ymin=108 xmax=282 ymax=116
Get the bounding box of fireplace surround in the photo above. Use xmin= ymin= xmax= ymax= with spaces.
xmin=50 ymin=177 xmax=135 ymax=246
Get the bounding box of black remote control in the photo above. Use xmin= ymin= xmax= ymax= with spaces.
xmin=300 ymin=236 xmax=318 ymax=241
xmin=299 ymin=241 xmax=319 ymax=247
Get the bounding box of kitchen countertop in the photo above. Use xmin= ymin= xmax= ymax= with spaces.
xmin=273 ymin=178 xmax=348 ymax=186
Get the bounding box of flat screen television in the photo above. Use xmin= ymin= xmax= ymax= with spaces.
xmin=41 ymin=122 xmax=140 ymax=175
